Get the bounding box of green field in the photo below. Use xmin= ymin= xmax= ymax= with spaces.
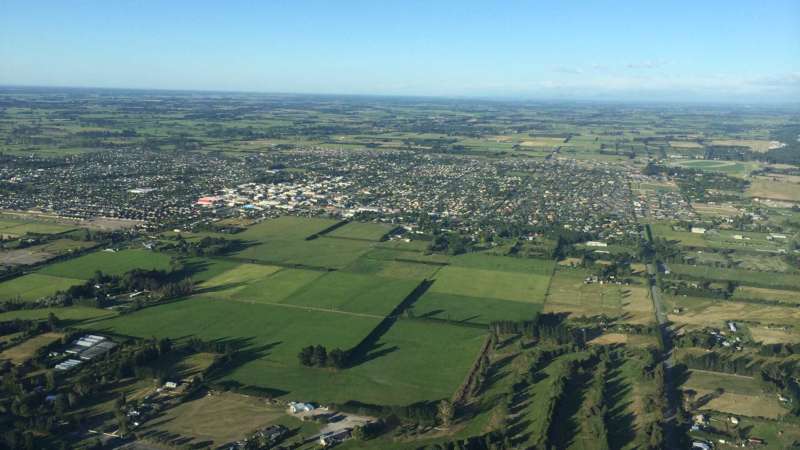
xmin=430 ymin=265 xmax=550 ymax=304
xmin=413 ymin=291 xmax=542 ymax=324
xmin=236 ymin=216 xmax=340 ymax=242
xmin=277 ymin=271 xmax=421 ymax=317
xmin=343 ymin=256 xmax=441 ymax=280
xmin=38 ymin=249 xmax=173 ymax=279
xmin=81 ymin=295 xmax=484 ymax=404
xmin=326 ymin=221 xmax=394 ymax=241
xmin=448 ymin=253 xmax=555 ymax=275
xmin=200 ymin=265 xmax=325 ymax=304
xmin=0 ymin=219 xmax=76 ymax=236
xmin=234 ymin=236 xmax=374 ymax=269
xmin=0 ymin=306 xmax=116 ymax=325
xmin=0 ymin=273 xmax=85 ymax=301
xmin=668 ymin=264 xmax=800 ymax=290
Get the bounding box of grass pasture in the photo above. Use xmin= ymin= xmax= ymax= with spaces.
xmin=668 ymin=264 xmax=800 ymax=290
xmin=430 ymin=265 xmax=550 ymax=304
xmin=710 ymin=139 xmax=774 ymax=152
xmin=683 ymin=370 xmax=786 ymax=418
xmin=413 ymin=291 xmax=542 ymax=324
xmin=278 ymin=271 xmax=421 ymax=317
xmin=0 ymin=306 xmax=116 ymax=325
xmin=326 ymin=221 xmax=394 ymax=241
xmin=545 ymin=269 xmax=653 ymax=324
xmin=82 ymin=294 xmax=484 ymax=405
xmin=666 ymin=295 xmax=800 ymax=330
xmin=234 ymin=235 xmax=374 ymax=269
xmin=198 ymin=263 xmax=283 ymax=299
xmin=200 ymin=266 xmax=325 ymax=305
xmin=343 ymin=256 xmax=441 ymax=280
xmin=0 ymin=218 xmax=76 ymax=237
xmin=237 ymin=216 xmax=340 ymax=242
xmin=732 ymin=286 xmax=800 ymax=305
xmin=0 ymin=332 xmax=63 ymax=364
xmin=228 ymin=319 xmax=487 ymax=405
xmin=38 ymin=249 xmax=173 ymax=279
xmin=0 ymin=273 xmax=85 ymax=301
xmin=139 ymin=391 xmax=316 ymax=447
xmin=747 ymin=176 xmax=800 ymax=202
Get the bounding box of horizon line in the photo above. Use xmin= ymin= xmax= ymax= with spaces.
xmin=1 ymin=83 xmax=799 ymax=108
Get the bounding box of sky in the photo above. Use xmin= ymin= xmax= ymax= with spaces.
xmin=1 ymin=0 xmax=799 ymax=102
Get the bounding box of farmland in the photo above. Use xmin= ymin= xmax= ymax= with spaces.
xmin=0 ymin=88 xmax=798 ymax=449
xmin=0 ymin=273 xmax=85 ymax=302
xmin=38 ymin=248 xmax=173 ymax=279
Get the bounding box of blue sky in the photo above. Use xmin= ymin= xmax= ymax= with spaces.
xmin=1 ymin=0 xmax=798 ymax=102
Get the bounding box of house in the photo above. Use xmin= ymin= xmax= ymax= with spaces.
xmin=289 ymin=402 xmax=315 ymax=414
xmin=585 ymin=241 xmax=608 ymax=247
xmin=691 ymin=227 xmax=706 ymax=234
xmin=164 ymin=381 xmax=178 ymax=389
xmin=319 ymin=428 xmax=352 ymax=447
xmin=730 ymin=416 xmax=739 ymax=425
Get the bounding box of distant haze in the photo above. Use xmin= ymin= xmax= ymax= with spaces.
xmin=1 ymin=0 xmax=798 ymax=103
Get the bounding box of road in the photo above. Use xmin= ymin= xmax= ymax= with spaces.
xmin=644 ymin=225 xmax=683 ymax=447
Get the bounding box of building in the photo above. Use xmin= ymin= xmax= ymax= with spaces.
xmin=691 ymin=227 xmax=706 ymax=234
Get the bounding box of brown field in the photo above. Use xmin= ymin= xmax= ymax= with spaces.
xmin=747 ymin=177 xmax=800 ymax=202
xmin=669 ymin=141 xmax=704 ymax=149
xmin=749 ymin=326 xmax=800 ymax=344
xmin=545 ymin=269 xmax=653 ymax=324
xmin=520 ymin=137 xmax=565 ymax=147
xmin=667 ymin=296 xmax=800 ymax=330
xmin=0 ymin=332 xmax=63 ymax=364
xmin=589 ymin=333 xmax=628 ymax=345
xmin=0 ymin=239 xmax=96 ymax=266
xmin=710 ymin=139 xmax=774 ymax=152
xmin=140 ymin=391 xmax=312 ymax=446
xmin=733 ymin=286 xmax=800 ymax=305
xmin=692 ymin=202 xmax=740 ymax=216
xmin=683 ymin=370 xmax=786 ymax=418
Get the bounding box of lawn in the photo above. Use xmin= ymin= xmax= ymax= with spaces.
xmin=0 ymin=273 xmax=85 ymax=301
xmin=430 ymin=265 xmax=550 ymax=304
xmin=326 ymin=221 xmax=394 ymax=241
xmin=38 ymin=249 xmax=173 ymax=279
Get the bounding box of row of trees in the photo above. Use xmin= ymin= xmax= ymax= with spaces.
xmin=297 ymin=345 xmax=348 ymax=369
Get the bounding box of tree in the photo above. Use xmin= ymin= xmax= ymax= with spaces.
xmin=298 ymin=346 xmax=314 ymax=366
xmin=328 ymin=348 xmax=347 ymax=369
xmin=437 ymin=400 xmax=454 ymax=428
xmin=312 ymin=345 xmax=328 ymax=367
